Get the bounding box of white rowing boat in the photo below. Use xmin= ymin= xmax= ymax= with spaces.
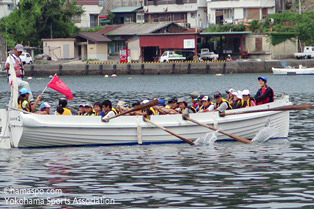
xmin=0 ymin=96 xmax=291 ymax=148
xmin=272 ymin=65 xmax=314 ymax=75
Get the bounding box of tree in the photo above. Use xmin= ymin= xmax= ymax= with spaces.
xmin=0 ymin=0 xmax=84 ymax=48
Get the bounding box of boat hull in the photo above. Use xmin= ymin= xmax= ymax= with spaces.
xmin=0 ymin=96 xmax=291 ymax=148
xmin=272 ymin=67 xmax=314 ymax=75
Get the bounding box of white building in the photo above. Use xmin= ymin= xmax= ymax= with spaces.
xmin=143 ymin=0 xmax=208 ymax=29
xmin=74 ymin=0 xmax=104 ymax=28
xmin=207 ymin=0 xmax=276 ymax=25
xmin=0 ymin=0 xmax=18 ymax=19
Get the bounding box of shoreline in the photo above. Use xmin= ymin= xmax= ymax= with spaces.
xmin=22 ymin=60 xmax=314 ymax=76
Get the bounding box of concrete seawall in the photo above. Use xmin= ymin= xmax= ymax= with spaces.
xmin=23 ymin=60 xmax=314 ymax=76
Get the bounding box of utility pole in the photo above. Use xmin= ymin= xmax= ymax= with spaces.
xmin=299 ymin=0 xmax=301 ymax=14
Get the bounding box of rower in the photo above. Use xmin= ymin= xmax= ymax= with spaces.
xmin=55 ymin=98 xmax=72 ymax=116
xmin=84 ymin=103 xmax=95 ymax=116
xmin=207 ymin=92 xmax=232 ymax=112
xmin=199 ymin=96 xmax=213 ymax=112
xmin=241 ymin=90 xmax=256 ymax=108
xmin=177 ymin=98 xmax=196 ymax=114
xmin=17 ymin=88 xmax=41 ymax=112
xmin=78 ymin=104 xmax=85 ymax=116
xmin=116 ymin=100 xmax=129 ymax=114
xmin=255 ymin=76 xmax=274 ymax=105
xmin=189 ymin=91 xmax=200 ymax=110
xmin=35 ymin=102 xmax=51 ymax=115
xmin=225 ymin=88 xmax=236 ymax=104
xmin=231 ymin=92 xmax=242 ymax=109
xmin=195 ymin=95 xmax=204 ymax=112
xmin=101 ymin=100 xmax=118 ymax=121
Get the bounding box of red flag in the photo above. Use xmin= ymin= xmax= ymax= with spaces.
xmin=47 ymin=75 xmax=73 ymax=100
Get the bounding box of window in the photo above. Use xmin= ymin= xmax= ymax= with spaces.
xmin=99 ymin=0 xmax=104 ymax=6
xmin=7 ymin=4 xmax=14 ymax=10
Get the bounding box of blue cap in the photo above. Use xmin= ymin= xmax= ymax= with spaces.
xmin=19 ymin=88 xmax=30 ymax=95
xmin=258 ymin=76 xmax=267 ymax=82
xmin=40 ymin=102 xmax=51 ymax=110
xmin=158 ymin=100 xmax=165 ymax=106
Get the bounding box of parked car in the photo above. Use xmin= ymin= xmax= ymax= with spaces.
xmin=160 ymin=51 xmax=186 ymax=62
xmin=198 ymin=48 xmax=219 ymax=61
xmin=20 ymin=52 xmax=33 ymax=64
xmin=294 ymin=46 xmax=314 ymax=59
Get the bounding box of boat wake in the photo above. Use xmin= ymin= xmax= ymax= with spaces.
xmin=251 ymin=125 xmax=279 ymax=144
xmin=195 ymin=130 xmax=219 ymax=146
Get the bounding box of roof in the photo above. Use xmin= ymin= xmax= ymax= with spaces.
xmin=42 ymin=38 xmax=76 ymax=42
xmin=76 ymin=0 xmax=99 ymax=5
xmin=106 ymin=22 xmax=185 ymax=36
xmin=76 ymin=32 xmax=111 ymax=43
xmin=200 ymin=31 xmax=252 ymax=35
xmin=111 ymin=6 xmax=142 ymax=13
xmin=97 ymin=25 xmax=122 ymax=35
xmin=139 ymin=32 xmax=198 ymax=36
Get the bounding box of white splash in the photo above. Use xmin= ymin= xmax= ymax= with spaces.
xmin=195 ymin=130 xmax=219 ymax=146
xmin=252 ymin=126 xmax=279 ymax=144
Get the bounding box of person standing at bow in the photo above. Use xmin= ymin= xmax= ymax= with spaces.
xmin=4 ymin=44 xmax=34 ymax=102
xmin=255 ymin=76 xmax=274 ymax=105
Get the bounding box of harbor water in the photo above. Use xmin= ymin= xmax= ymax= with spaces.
xmin=0 ymin=74 xmax=313 ymax=208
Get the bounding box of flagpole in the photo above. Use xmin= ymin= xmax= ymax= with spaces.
xmin=40 ymin=73 xmax=57 ymax=95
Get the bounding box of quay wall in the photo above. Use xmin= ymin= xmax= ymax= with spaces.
xmin=23 ymin=60 xmax=314 ymax=76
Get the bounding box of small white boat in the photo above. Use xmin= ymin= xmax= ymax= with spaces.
xmin=272 ymin=65 xmax=314 ymax=75
xmin=0 ymin=96 xmax=291 ymax=148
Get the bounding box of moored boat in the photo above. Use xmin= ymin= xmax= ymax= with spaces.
xmin=272 ymin=65 xmax=314 ymax=75
xmin=0 ymin=96 xmax=291 ymax=148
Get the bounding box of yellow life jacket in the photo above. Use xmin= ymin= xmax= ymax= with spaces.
xmin=215 ymin=98 xmax=232 ymax=110
xmin=18 ymin=100 xmax=30 ymax=112
xmin=57 ymin=107 xmax=72 ymax=116
xmin=84 ymin=111 xmax=96 ymax=116
xmin=241 ymin=98 xmax=255 ymax=107
xmin=150 ymin=107 xmax=158 ymax=115
xmin=112 ymin=108 xmax=118 ymax=115
xmin=165 ymin=105 xmax=171 ymax=109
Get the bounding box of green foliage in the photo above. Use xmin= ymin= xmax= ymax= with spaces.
xmin=204 ymin=24 xmax=245 ymax=32
xmin=262 ymin=11 xmax=314 ymax=45
xmin=81 ymin=26 xmax=104 ymax=32
xmin=249 ymin=20 xmax=260 ymax=32
xmin=268 ymin=32 xmax=296 ymax=46
xmin=0 ymin=0 xmax=84 ymax=48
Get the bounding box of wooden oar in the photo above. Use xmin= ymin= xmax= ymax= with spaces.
xmin=221 ymin=104 xmax=312 ymax=117
xmin=183 ymin=114 xmax=252 ymax=144
xmin=143 ymin=117 xmax=195 ymax=146
xmin=102 ymin=99 xmax=159 ymax=122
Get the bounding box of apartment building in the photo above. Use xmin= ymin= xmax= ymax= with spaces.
xmin=0 ymin=0 xmax=19 ymax=19
xmin=207 ymin=0 xmax=276 ymax=24
xmin=143 ymin=0 xmax=208 ymax=29
xmin=75 ymin=0 xmax=104 ymax=28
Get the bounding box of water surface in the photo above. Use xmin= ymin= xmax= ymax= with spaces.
xmin=0 ymin=74 xmax=313 ymax=208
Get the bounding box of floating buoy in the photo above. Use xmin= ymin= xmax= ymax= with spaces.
xmin=111 ymin=74 xmax=117 ymax=77
xmin=216 ymin=74 xmax=223 ymax=76
xmin=36 ymin=77 xmax=44 ymax=80
xmin=49 ymin=75 xmax=53 ymax=79
xmin=27 ymin=77 xmax=33 ymax=80
xmin=128 ymin=77 xmax=132 ymax=80
xmin=104 ymin=75 xmax=109 ymax=78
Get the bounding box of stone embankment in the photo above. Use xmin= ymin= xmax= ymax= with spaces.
xmin=22 ymin=60 xmax=314 ymax=76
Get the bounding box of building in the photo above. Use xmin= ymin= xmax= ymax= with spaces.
xmin=75 ymin=32 xmax=111 ymax=61
xmin=143 ymin=0 xmax=208 ymax=29
xmin=42 ymin=38 xmax=76 ymax=61
xmin=75 ymin=0 xmax=104 ymax=28
xmin=0 ymin=0 xmax=18 ymax=19
xmin=111 ymin=6 xmax=143 ymax=24
xmin=98 ymin=22 xmax=186 ymax=60
xmin=42 ymin=33 xmax=111 ymax=61
xmin=207 ymin=0 xmax=276 ymax=25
